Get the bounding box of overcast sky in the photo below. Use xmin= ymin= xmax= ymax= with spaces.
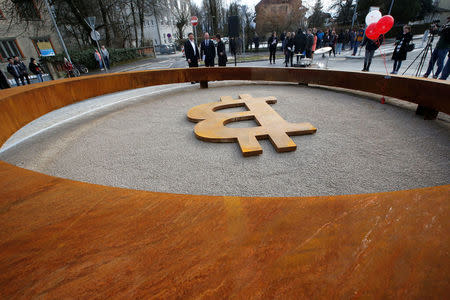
xmin=191 ymin=0 xmax=335 ymax=13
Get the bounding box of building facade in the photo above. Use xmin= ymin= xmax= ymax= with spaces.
xmin=255 ymin=0 xmax=306 ymax=36
xmin=138 ymin=0 xmax=191 ymax=46
xmin=0 ymin=0 xmax=62 ymax=72
xmin=433 ymin=0 xmax=450 ymax=24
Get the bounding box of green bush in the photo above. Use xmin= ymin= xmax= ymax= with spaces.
xmin=41 ymin=47 xmax=151 ymax=70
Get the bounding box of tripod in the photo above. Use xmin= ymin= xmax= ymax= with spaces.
xmin=402 ymin=34 xmax=434 ymax=76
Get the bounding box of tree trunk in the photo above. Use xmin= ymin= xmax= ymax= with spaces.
xmin=67 ymin=0 xmax=94 ymax=36
xmin=138 ymin=0 xmax=145 ymax=47
xmin=98 ymin=0 xmax=111 ymax=46
xmin=130 ymin=0 xmax=139 ymax=47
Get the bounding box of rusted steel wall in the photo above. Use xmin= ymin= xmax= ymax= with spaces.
xmin=1 ymin=68 xmax=449 ymax=147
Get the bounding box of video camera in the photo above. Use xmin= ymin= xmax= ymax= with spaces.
xmin=430 ymin=20 xmax=440 ymax=35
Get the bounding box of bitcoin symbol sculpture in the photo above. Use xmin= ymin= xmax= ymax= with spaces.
xmin=187 ymin=94 xmax=317 ymax=156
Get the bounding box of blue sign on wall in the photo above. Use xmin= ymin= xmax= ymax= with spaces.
xmin=40 ymin=48 xmax=56 ymax=56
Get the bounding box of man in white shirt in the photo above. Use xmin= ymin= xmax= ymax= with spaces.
xmin=184 ymin=33 xmax=200 ymax=84
xmin=184 ymin=33 xmax=199 ymax=68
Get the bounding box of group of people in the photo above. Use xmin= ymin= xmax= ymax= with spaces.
xmin=95 ymin=45 xmax=110 ymax=70
xmin=257 ymin=17 xmax=449 ymax=79
xmin=184 ymin=32 xmax=228 ymax=81
xmin=266 ymin=27 xmax=363 ymax=68
xmin=0 ymin=56 xmax=44 ymax=89
xmin=423 ymin=18 xmax=450 ymax=80
xmin=266 ymin=29 xmax=316 ymax=67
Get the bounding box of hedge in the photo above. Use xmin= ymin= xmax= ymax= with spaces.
xmin=41 ymin=47 xmax=152 ymax=70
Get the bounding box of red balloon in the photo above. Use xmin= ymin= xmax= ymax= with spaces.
xmin=365 ymin=23 xmax=381 ymax=40
xmin=376 ymin=15 xmax=394 ymax=34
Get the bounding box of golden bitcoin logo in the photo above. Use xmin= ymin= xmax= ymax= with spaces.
xmin=187 ymin=94 xmax=317 ymax=156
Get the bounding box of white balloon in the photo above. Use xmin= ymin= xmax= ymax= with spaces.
xmin=365 ymin=10 xmax=382 ymax=26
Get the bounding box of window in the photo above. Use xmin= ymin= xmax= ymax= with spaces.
xmin=13 ymin=0 xmax=41 ymax=21
xmin=31 ymin=38 xmax=56 ymax=56
xmin=0 ymin=39 xmax=23 ymax=62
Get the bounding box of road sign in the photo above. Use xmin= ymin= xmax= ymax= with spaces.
xmin=191 ymin=16 xmax=198 ymax=26
xmin=90 ymin=30 xmax=101 ymax=41
xmin=85 ymin=16 xmax=96 ymax=29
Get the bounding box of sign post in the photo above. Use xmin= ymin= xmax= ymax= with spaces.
xmin=85 ymin=17 xmax=107 ymax=73
xmin=191 ymin=16 xmax=198 ymax=46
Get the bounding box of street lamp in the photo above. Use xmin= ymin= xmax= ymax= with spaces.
xmin=388 ymin=0 xmax=395 ymax=15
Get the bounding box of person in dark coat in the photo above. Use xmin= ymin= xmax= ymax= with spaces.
xmin=7 ymin=57 xmax=22 ymax=86
xmin=424 ymin=16 xmax=450 ymax=78
xmin=14 ymin=56 xmax=30 ymax=85
xmin=268 ymin=32 xmax=278 ymax=64
xmin=321 ymin=33 xmax=330 ymax=57
xmin=29 ymin=58 xmax=44 ymax=82
xmin=361 ymin=35 xmax=384 ymax=71
xmin=253 ymin=34 xmax=260 ymax=52
xmin=343 ymin=29 xmax=350 ymax=51
xmin=280 ymin=31 xmax=286 ymax=43
xmin=391 ymin=25 xmax=412 ymax=74
xmin=305 ymin=28 xmax=314 ymax=58
xmin=349 ymin=29 xmax=356 ymax=50
xmin=336 ymin=30 xmax=345 ymax=55
xmin=216 ymin=34 xmax=227 ymax=66
xmin=0 ymin=69 xmax=11 ymax=89
xmin=184 ymin=32 xmax=199 ymax=84
xmin=328 ymin=31 xmax=337 ymax=57
xmin=230 ymin=37 xmax=236 ymax=56
xmin=200 ymin=32 xmax=216 ymax=67
xmin=184 ymin=32 xmax=199 ymax=68
xmin=294 ymin=29 xmax=306 ymax=63
xmin=284 ymin=32 xmax=295 ymax=67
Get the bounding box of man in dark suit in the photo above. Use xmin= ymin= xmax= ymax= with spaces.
xmin=14 ymin=56 xmax=30 ymax=84
xmin=200 ymin=32 xmax=216 ymax=67
xmin=184 ymin=32 xmax=199 ymax=68
xmin=7 ymin=57 xmax=22 ymax=86
xmin=184 ymin=32 xmax=199 ymax=84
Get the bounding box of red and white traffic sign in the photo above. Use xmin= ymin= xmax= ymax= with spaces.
xmin=191 ymin=16 xmax=198 ymax=26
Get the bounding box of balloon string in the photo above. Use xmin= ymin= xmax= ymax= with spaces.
xmin=377 ymin=35 xmax=389 ymax=75
xmin=375 ymin=35 xmax=389 ymax=104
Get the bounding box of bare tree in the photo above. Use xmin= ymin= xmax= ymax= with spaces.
xmin=0 ymin=0 xmax=47 ymax=36
xmin=172 ymin=0 xmax=190 ymax=40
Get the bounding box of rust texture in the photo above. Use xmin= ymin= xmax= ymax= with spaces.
xmin=0 ymin=68 xmax=449 ymax=298
xmin=187 ymin=94 xmax=316 ymax=156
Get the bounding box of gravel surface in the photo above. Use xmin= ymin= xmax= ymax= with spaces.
xmin=1 ymin=82 xmax=449 ymax=197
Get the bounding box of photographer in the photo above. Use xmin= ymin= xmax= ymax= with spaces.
xmin=423 ymin=17 xmax=450 ymax=79
xmin=439 ymin=52 xmax=449 ymax=80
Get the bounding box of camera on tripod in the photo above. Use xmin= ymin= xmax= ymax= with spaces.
xmin=430 ymin=20 xmax=440 ymax=35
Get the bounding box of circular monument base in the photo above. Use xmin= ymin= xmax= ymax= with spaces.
xmin=1 ymin=81 xmax=448 ymax=196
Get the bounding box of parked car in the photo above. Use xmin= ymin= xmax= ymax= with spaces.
xmin=159 ymin=44 xmax=176 ymax=54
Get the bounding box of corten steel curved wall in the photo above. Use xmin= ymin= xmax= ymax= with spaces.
xmin=0 ymin=68 xmax=449 ymax=298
